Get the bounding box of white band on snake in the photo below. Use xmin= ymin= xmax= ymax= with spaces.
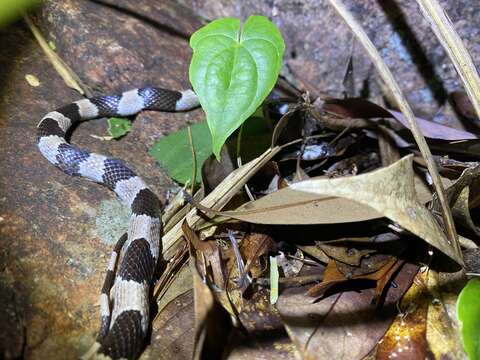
xmin=37 ymin=86 xmax=199 ymax=359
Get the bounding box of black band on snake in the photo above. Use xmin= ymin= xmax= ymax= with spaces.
xmin=36 ymin=86 xmax=199 ymax=359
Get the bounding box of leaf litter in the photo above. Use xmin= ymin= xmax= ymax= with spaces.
xmin=148 ymin=85 xmax=480 ymax=358
xmin=145 ymin=16 xmax=480 ymax=360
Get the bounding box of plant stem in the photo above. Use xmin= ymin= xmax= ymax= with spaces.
xmin=415 ymin=0 xmax=480 ymax=120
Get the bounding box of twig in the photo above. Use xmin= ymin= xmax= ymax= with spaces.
xmin=256 ymin=273 xmax=323 ymax=287
xmin=23 ymin=15 xmax=91 ymax=97
xmin=227 ymin=230 xmax=250 ymax=289
xmin=236 ymin=124 xmax=255 ymax=201
xmin=187 ymin=126 xmax=197 ymax=196
xmin=465 ymin=273 xmax=480 ymax=277
xmin=327 ymin=0 xmax=462 ymax=264
xmin=415 ymin=0 xmax=480 ymax=120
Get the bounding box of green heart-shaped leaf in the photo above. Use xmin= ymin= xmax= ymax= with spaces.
xmin=189 ymin=15 xmax=285 ymax=158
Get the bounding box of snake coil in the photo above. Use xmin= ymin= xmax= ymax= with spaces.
xmin=37 ymin=86 xmax=199 ymax=359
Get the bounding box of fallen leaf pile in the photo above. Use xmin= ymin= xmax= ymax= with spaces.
xmin=151 ymin=89 xmax=480 ymax=359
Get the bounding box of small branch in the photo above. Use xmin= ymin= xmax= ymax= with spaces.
xmin=23 ymin=15 xmax=91 ymax=97
xmin=236 ymin=124 xmax=255 ymax=201
xmin=256 ymin=273 xmax=324 ymax=287
xmin=415 ymin=0 xmax=480 ymax=120
xmin=187 ymin=126 xmax=197 ymax=196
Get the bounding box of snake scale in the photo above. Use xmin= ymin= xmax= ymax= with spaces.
xmin=37 ymin=86 xmax=199 ymax=359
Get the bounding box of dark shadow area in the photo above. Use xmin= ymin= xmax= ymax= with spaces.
xmin=0 ymin=21 xmax=37 ymax=109
xmin=378 ymin=0 xmax=448 ymax=106
xmin=278 ymin=265 xmax=463 ymax=330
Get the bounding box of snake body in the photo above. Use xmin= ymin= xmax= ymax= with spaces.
xmin=37 ymin=87 xmax=199 ymax=359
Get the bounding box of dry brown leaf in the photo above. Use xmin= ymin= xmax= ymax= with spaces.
xmin=227 ymin=288 xmax=297 ymax=360
xmin=336 ymin=252 xmax=397 ymax=279
xmin=306 ymin=257 xmax=402 ymax=299
xmin=279 ymin=289 xmax=389 ymax=360
xmin=297 ymin=243 xmax=331 ymax=264
xmin=241 ymin=233 xmax=275 ymax=280
xmin=190 ymin=256 xmax=231 ymax=360
xmin=434 ymin=165 xmax=480 ymax=237
xmin=221 ymin=156 xmax=462 ymax=264
xmin=155 ymin=263 xmax=192 ymax=316
xmin=323 ymin=98 xmax=478 ymax=141
xmin=191 ymin=259 xmax=211 ymax=360
xmin=316 ymin=243 xmax=376 ymax=266
xmin=184 ymin=221 xmax=232 ymax=360
xmin=452 ymin=187 xmax=480 ymax=237
xmin=182 ymin=221 xmax=226 ymax=290
xmin=299 ymin=233 xmax=402 ymax=266
xmin=276 ymin=263 xmax=418 ymax=360
xmin=283 ymin=156 xmax=461 ymax=264
xmin=154 ymin=243 xmax=190 ymax=316
xmin=181 ymin=226 xmax=246 ymax=321
xmin=304 ymin=259 xmax=347 ymax=298
xmin=226 ymin=188 xmax=382 ymax=224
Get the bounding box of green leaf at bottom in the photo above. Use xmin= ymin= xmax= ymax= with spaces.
xmin=457 ymin=278 xmax=480 ymax=360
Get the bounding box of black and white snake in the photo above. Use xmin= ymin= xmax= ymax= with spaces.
xmin=37 ymin=87 xmax=199 ymax=359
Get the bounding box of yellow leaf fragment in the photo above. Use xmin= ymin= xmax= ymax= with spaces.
xmin=25 ymin=74 xmax=40 ymax=87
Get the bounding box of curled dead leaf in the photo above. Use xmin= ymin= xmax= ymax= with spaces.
xmin=220 ymin=156 xmax=462 ymax=264
xmin=433 ymin=165 xmax=480 ymax=237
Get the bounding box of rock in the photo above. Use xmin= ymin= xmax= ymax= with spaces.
xmin=0 ymin=0 xmax=203 ymax=357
